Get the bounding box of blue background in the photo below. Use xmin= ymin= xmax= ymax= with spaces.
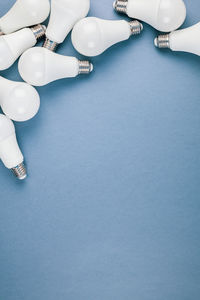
xmin=0 ymin=0 xmax=200 ymax=299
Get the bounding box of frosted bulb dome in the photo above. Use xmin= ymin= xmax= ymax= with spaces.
xmin=2 ymin=84 xmax=40 ymax=122
xmin=156 ymin=0 xmax=186 ymax=32
xmin=0 ymin=76 xmax=40 ymax=122
xmin=0 ymin=0 xmax=50 ymax=34
xmin=72 ymin=18 xmax=106 ymax=56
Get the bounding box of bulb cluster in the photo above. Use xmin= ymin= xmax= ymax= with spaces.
xmin=0 ymin=0 xmax=195 ymax=180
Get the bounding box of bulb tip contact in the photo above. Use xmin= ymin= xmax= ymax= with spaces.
xmin=113 ymin=1 xmax=117 ymax=9
xmin=12 ymin=162 xmax=27 ymax=180
xmin=90 ymin=63 xmax=94 ymax=72
xmin=42 ymin=25 xmax=47 ymax=32
xmin=154 ymin=37 xmax=158 ymax=47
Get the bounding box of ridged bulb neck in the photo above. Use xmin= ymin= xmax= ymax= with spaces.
xmin=78 ymin=61 xmax=93 ymax=74
xmin=114 ymin=0 xmax=128 ymax=14
xmin=155 ymin=34 xmax=170 ymax=48
xmin=43 ymin=38 xmax=58 ymax=52
xmin=129 ymin=20 xmax=143 ymax=35
xmin=12 ymin=162 xmax=27 ymax=180
xmin=31 ymin=24 xmax=46 ymax=40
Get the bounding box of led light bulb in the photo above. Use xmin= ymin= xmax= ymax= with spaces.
xmin=44 ymin=0 xmax=90 ymax=51
xmin=0 ymin=76 xmax=40 ymax=122
xmin=0 ymin=24 xmax=46 ymax=71
xmin=113 ymin=0 xmax=186 ymax=32
xmin=18 ymin=47 xmax=93 ymax=86
xmin=154 ymin=22 xmax=200 ymax=56
xmin=0 ymin=114 xmax=27 ymax=180
xmin=71 ymin=17 xmax=143 ymax=57
xmin=0 ymin=0 xmax=50 ymax=35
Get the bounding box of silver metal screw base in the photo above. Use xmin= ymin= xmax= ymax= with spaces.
xmin=12 ymin=162 xmax=27 ymax=180
xmin=0 ymin=29 xmax=4 ymax=36
xmin=113 ymin=0 xmax=128 ymax=14
xmin=31 ymin=24 xmax=46 ymax=40
xmin=78 ymin=61 xmax=93 ymax=75
xmin=129 ymin=20 xmax=143 ymax=35
xmin=154 ymin=34 xmax=170 ymax=48
xmin=43 ymin=38 xmax=58 ymax=52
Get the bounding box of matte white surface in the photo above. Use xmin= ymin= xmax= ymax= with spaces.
xmin=46 ymin=0 xmax=90 ymax=44
xmin=169 ymin=22 xmax=200 ymax=56
xmin=72 ymin=17 xmax=131 ymax=57
xmin=0 ymin=114 xmax=23 ymax=169
xmin=0 ymin=28 xmax=36 ymax=71
xmin=126 ymin=0 xmax=186 ymax=32
xmin=0 ymin=76 xmax=40 ymax=122
xmin=18 ymin=47 xmax=81 ymax=86
xmin=0 ymin=0 xmax=50 ymax=34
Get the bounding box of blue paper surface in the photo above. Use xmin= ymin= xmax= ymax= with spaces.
xmin=0 ymin=0 xmax=200 ymax=299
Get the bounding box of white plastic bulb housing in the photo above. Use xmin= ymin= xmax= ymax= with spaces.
xmin=155 ymin=22 xmax=200 ymax=56
xmin=46 ymin=0 xmax=90 ymax=44
xmin=0 ymin=25 xmax=46 ymax=71
xmin=114 ymin=0 xmax=186 ymax=32
xmin=0 ymin=0 xmax=50 ymax=34
xmin=18 ymin=47 xmax=93 ymax=86
xmin=0 ymin=76 xmax=40 ymax=122
xmin=71 ymin=17 xmax=143 ymax=57
xmin=0 ymin=114 xmax=26 ymax=179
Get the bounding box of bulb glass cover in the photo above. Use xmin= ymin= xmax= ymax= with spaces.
xmin=46 ymin=0 xmax=90 ymax=44
xmin=0 ymin=0 xmax=50 ymax=34
xmin=0 ymin=76 xmax=40 ymax=122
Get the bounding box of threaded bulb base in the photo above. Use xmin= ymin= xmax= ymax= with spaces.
xmin=129 ymin=20 xmax=143 ymax=35
xmin=12 ymin=162 xmax=27 ymax=180
xmin=79 ymin=61 xmax=93 ymax=74
xmin=154 ymin=34 xmax=170 ymax=48
xmin=113 ymin=0 xmax=128 ymax=13
xmin=31 ymin=24 xmax=46 ymax=40
xmin=43 ymin=38 xmax=58 ymax=52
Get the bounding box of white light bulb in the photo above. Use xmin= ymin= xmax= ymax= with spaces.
xmin=0 ymin=114 xmax=27 ymax=180
xmin=18 ymin=47 xmax=93 ymax=87
xmin=155 ymin=22 xmax=200 ymax=56
xmin=71 ymin=17 xmax=143 ymax=57
xmin=0 ymin=76 xmax=40 ymax=122
xmin=0 ymin=24 xmax=46 ymax=71
xmin=44 ymin=0 xmax=90 ymax=50
xmin=0 ymin=0 xmax=50 ymax=35
xmin=114 ymin=0 xmax=186 ymax=32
